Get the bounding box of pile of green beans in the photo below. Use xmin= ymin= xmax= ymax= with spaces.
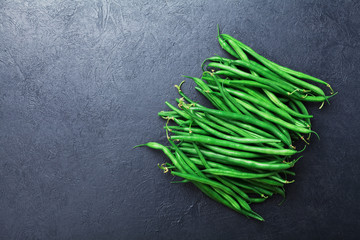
xmin=135 ymin=29 xmax=336 ymax=221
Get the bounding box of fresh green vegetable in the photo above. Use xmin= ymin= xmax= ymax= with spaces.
xmin=135 ymin=28 xmax=336 ymax=221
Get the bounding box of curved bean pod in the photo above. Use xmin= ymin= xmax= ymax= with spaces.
xmin=203 ymin=168 xmax=276 ymax=179
xmin=170 ymin=135 xmax=296 ymax=156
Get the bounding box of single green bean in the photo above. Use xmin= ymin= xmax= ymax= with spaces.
xmin=202 ymin=168 xmax=276 ymax=179
xmin=180 ymin=144 xmax=263 ymax=159
xmin=166 ymin=126 xmax=208 ymax=135
xmin=170 ymin=135 xmax=296 ymax=155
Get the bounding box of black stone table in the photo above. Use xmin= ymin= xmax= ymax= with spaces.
xmin=0 ymin=1 xmax=359 ymax=239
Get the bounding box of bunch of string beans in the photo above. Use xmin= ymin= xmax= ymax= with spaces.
xmin=135 ymin=28 xmax=336 ymax=221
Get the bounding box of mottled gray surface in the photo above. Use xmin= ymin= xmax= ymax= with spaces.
xmin=0 ymin=0 xmax=359 ymax=239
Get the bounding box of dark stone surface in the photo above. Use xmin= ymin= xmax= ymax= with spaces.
xmin=0 ymin=0 xmax=359 ymax=239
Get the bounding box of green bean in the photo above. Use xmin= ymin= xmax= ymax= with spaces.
xmin=198 ymin=100 xmax=311 ymax=135
xmin=173 ymin=143 xmax=249 ymax=211
xmin=180 ymin=105 xmax=239 ymax=137
xmin=192 ymin=84 xmax=234 ymax=111
xmin=228 ymin=178 xmax=274 ymax=197
xmin=294 ymin=119 xmax=308 ymax=128
xmin=248 ymin=197 xmax=267 ymax=203
xmin=188 ymin=156 xmax=211 ymax=170
xmin=184 ymin=76 xmax=231 ymax=111
xmin=247 ymin=61 xmax=315 ymax=103
xmin=263 ymin=89 xmax=313 ymax=119
xmin=220 ymin=34 xmax=327 ymax=97
xmin=271 ymin=64 xmax=332 ymax=91
xmin=230 ymin=60 xmax=309 ymax=94
xmin=248 ymin=54 xmax=331 ymax=92
xmin=206 ymin=56 xmax=303 ymax=96
xmin=227 ymin=40 xmax=249 ymax=62
xmin=210 ymin=187 xmax=259 ymax=218
xmin=205 ymin=113 xmax=286 ymax=150
xmin=203 ymin=76 xmax=256 ymax=118
xmin=198 ymin=144 xmax=264 ymax=159
xmin=190 ymin=106 xmax=292 ymax=145
xmin=293 ymin=100 xmax=312 ymax=127
xmin=227 ymin=39 xmax=258 ymax=76
xmin=282 ymin=170 xmax=296 ymax=176
xmin=217 ymin=33 xmax=240 ymax=59
xmin=192 ymin=143 xmax=252 ymax=211
xmin=170 ymin=130 xmax=206 ymax=137
xmin=209 ymin=85 xmax=295 ymax=123
xmin=271 ymin=186 xmax=286 ymax=198
xmin=278 ymin=97 xmax=289 ymax=103
xmin=288 ymin=100 xmax=299 ymax=113
xmin=277 ymin=125 xmax=291 ymax=145
xmin=269 ymin=175 xmax=294 ymax=184
xmin=172 ymin=146 xmax=200 ymax=176
xmin=300 ymin=93 xmax=337 ymax=102
xmin=264 ymin=62 xmax=326 ymax=96
xmin=202 ymin=168 xmax=276 ymax=179
xmin=178 ymin=142 xmax=196 ymax=148
xmin=226 ymin=179 xmax=264 ymax=196
xmin=248 ymin=60 xmax=284 ymax=80
xmin=172 ymin=171 xmax=233 ymax=196
xmin=213 ymin=187 xmax=242 ymax=211
xmin=202 ymin=56 xmax=232 ymax=66
xmin=253 ymin=104 xmax=293 ymax=147
xmin=215 ymin=81 xmax=255 ymax=117
xmin=134 ymin=142 xmax=186 ymax=173
xmin=171 ymin=134 xmax=296 ymax=156
xmin=204 ymin=75 xmax=286 ymax=96
xmin=234 ymin=97 xmax=311 ymax=133
xmin=206 ymin=62 xmax=304 ymax=98
xmin=158 ymin=111 xmax=181 ymax=119
xmin=224 ymin=34 xmax=333 ymax=89
xmin=251 ymin=178 xmax=285 ymax=187
xmin=205 ymin=110 xmax=278 ymax=140
xmin=223 ymin=88 xmax=254 ymax=116
xmin=239 ymin=87 xmax=275 ymax=106
xmin=189 ymin=156 xmax=274 ymax=174
xmin=191 ymin=172 xmax=245 ymax=213
xmin=174 ymin=80 xmax=195 ymax=104
xmin=180 ymin=145 xmax=263 ymax=159
xmin=243 ymin=179 xmax=284 ymax=196
xmin=178 ymin=146 xmax=297 ymax=170
xmin=214 ymin=70 xmax=240 ymax=78
xmin=215 ymin=178 xmax=253 ymax=208
xmin=231 ymin=99 xmax=300 ymax=131
xmin=212 ymin=73 xmax=242 ymax=114
xmin=170 ymin=117 xmax=183 ymax=126
xmin=165 ymin=102 xmax=191 ymax=120
xmin=175 ymin=139 xmax=257 ymax=213
xmin=192 ymin=118 xmax=281 ymax=144
xmin=138 ymin=29 xmax=338 ymax=221
xmin=173 ymin=169 xmax=253 ymax=213
xmin=193 ymin=180 xmax=241 ymax=213
xmin=166 ymin=126 xmax=208 ymax=135
xmin=173 ymin=118 xmax=195 ymax=127
xmin=205 ymin=113 xmax=265 ymax=139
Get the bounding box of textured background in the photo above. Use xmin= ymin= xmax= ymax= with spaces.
xmin=1 ymin=0 xmax=360 ymax=239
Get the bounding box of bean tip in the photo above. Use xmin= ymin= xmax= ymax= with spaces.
xmin=133 ymin=143 xmax=147 ymax=149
